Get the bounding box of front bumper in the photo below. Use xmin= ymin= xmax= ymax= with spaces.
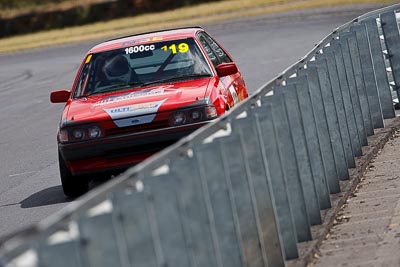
xmin=59 ymin=121 xmax=209 ymax=174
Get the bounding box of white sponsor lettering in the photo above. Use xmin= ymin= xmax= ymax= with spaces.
xmin=94 ymin=89 xmax=165 ymax=106
xmin=104 ymin=99 xmax=167 ymax=126
xmin=125 ymin=44 xmax=155 ymax=55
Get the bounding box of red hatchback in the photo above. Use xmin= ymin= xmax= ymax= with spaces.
xmin=51 ymin=26 xmax=248 ymax=197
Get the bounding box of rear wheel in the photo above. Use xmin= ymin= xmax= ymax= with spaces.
xmin=58 ymin=153 xmax=89 ymax=198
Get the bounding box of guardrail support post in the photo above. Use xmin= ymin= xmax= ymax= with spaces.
xmin=218 ymin=133 xmax=270 ymax=267
xmin=338 ymin=32 xmax=368 ymax=147
xmin=195 ymin=142 xmax=248 ymax=267
xmin=348 ymin=24 xmax=375 ymax=135
xmin=169 ymin=156 xmax=230 ymax=267
xmin=274 ymin=84 xmax=325 ymax=217
xmin=299 ymin=65 xmax=343 ymax=194
xmin=287 ymin=76 xmax=338 ymax=196
xmin=262 ymin=94 xmax=312 ymax=242
xmin=355 ymin=22 xmax=393 ymax=123
xmin=381 ymin=11 xmax=400 ymax=108
xmin=329 ymin=42 xmax=363 ymax=157
xmin=230 ymin=116 xmax=286 ymax=266
xmin=136 ymin=175 xmax=193 ymax=267
xmin=111 ymin=191 xmax=160 ymax=267
xmin=312 ymin=58 xmax=350 ymax=181
xmin=318 ymin=51 xmax=356 ymax=168
xmin=77 ymin=213 xmax=125 ymax=267
xmin=253 ymin=104 xmax=299 ymax=260
xmin=38 ymin=240 xmax=82 ymax=267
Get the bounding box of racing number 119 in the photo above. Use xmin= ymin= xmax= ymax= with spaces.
xmin=161 ymin=43 xmax=189 ymax=54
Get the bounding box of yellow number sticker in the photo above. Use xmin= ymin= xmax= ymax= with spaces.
xmin=178 ymin=43 xmax=189 ymax=53
xmin=169 ymin=44 xmax=177 ymax=54
xmin=85 ymin=54 xmax=92 ymax=64
xmin=161 ymin=43 xmax=189 ymax=54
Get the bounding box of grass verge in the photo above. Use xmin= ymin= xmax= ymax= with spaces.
xmin=0 ymin=0 xmax=396 ymax=54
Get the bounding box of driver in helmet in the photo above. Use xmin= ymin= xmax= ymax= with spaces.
xmin=103 ymin=54 xmax=132 ymax=85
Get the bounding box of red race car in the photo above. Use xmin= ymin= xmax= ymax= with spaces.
xmin=51 ymin=26 xmax=248 ymax=197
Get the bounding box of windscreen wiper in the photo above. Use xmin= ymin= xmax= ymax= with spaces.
xmin=85 ymin=82 xmax=144 ymax=96
xmin=142 ymin=73 xmax=212 ymax=87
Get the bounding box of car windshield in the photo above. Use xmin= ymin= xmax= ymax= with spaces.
xmin=73 ymin=38 xmax=213 ymax=97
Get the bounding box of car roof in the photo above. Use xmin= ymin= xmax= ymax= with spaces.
xmin=89 ymin=26 xmax=204 ymax=54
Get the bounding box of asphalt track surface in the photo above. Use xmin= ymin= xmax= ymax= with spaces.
xmin=0 ymin=4 xmax=388 ymax=241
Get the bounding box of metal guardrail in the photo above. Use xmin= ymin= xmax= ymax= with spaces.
xmin=1 ymin=4 xmax=400 ymax=267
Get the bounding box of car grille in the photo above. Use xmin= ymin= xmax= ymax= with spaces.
xmin=104 ymin=140 xmax=177 ymax=159
xmin=105 ymin=120 xmax=169 ymax=136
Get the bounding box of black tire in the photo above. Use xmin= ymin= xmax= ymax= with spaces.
xmin=58 ymin=153 xmax=89 ymax=198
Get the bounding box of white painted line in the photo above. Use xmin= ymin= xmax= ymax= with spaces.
xmin=9 ymin=171 xmax=37 ymax=177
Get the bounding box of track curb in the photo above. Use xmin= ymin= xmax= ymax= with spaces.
xmin=286 ymin=115 xmax=400 ymax=267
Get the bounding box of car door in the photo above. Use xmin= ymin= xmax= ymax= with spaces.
xmin=198 ymin=32 xmax=247 ymax=110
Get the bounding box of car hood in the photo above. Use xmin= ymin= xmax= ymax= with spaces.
xmin=64 ymin=78 xmax=212 ymax=125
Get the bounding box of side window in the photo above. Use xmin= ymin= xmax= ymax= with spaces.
xmin=199 ymin=35 xmax=219 ymax=67
xmin=202 ymin=33 xmax=231 ymax=64
xmin=73 ymin=58 xmax=93 ymax=97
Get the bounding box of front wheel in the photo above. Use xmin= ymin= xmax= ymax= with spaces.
xmin=58 ymin=153 xmax=89 ymax=198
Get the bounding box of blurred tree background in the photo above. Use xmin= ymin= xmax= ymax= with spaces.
xmin=0 ymin=0 xmax=66 ymax=9
xmin=0 ymin=0 xmax=220 ymax=12
xmin=0 ymin=0 xmax=222 ymax=37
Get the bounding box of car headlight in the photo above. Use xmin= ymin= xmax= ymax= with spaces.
xmin=189 ymin=109 xmax=202 ymax=122
xmin=169 ymin=105 xmax=217 ymax=126
xmin=58 ymin=124 xmax=103 ymax=143
xmin=88 ymin=126 xmax=102 ymax=138
xmin=170 ymin=111 xmax=187 ymax=126
xmin=72 ymin=129 xmax=85 ymax=139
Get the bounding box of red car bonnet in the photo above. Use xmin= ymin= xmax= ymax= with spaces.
xmin=65 ymin=78 xmax=212 ymax=124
